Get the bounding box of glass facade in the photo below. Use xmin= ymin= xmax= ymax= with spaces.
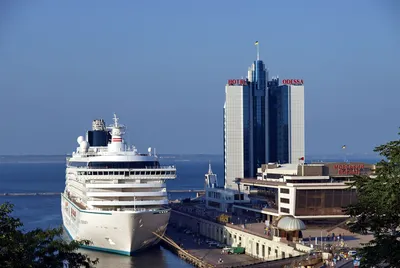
xmin=295 ymin=189 xmax=357 ymax=216
xmin=268 ymin=80 xmax=289 ymax=164
xmin=223 ymin=106 xmax=226 ymax=186
xmin=223 ymin=59 xmax=268 ymax=185
xmin=250 ymin=60 xmax=267 ymax=176
xmin=243 ymin=84 xmax=252 ymax=178
xmin=248 ymin=185 xmax=278 ymax=209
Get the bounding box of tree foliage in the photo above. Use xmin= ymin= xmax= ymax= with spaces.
xmin=344 ymin=131 xmax=400 ymax=267
xmin=0 ymin=202 xmax=98 ymax=268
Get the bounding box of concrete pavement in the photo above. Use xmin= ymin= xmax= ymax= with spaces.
xmin=166 ymin=226 xmax=262 ymax=267
xmin=302 ymin=227 xmax=373 ymax=249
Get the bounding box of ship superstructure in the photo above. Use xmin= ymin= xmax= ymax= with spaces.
xmin=61 ymin=114 xmax=176 ymax=255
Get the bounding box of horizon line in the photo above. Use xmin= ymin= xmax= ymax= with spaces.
xmin=0 ymin=153 xmax=380 ymax=158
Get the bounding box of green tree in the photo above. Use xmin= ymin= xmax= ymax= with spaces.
xmin=345 ymin=132 xmax=400 ymax=267
xmin=0 ymin=202 xmax=98 ymax=268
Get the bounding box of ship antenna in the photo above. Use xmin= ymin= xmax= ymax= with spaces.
xmin=113 ymin=113 xmax=119 ymax=127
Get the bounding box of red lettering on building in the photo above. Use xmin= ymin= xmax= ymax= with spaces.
xmin=228 ymin=79 xmax=248 ymax=86
xmin=282 ymin=79 xmax=304 ymax=85
xmin=334 ymin=164 xmax=365 ymax=175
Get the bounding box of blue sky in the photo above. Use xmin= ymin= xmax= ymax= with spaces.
xmin=0 ymin=0 xmax=399 ymax=155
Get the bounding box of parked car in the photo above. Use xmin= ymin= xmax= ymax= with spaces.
xmin=216 ymin=243 xmax=225 ymax=248
xmin=348 ymin=250 xmax=357 ymax=257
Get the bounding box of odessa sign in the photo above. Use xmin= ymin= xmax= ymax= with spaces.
xmin=282 ymin=79 xmax=304 ymax=85
xmin=228 ymin=79 xmax=247 ymax=86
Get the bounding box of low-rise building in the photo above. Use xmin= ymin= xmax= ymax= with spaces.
xmin=234 ymin=162 xmax=375 ymax=225
xmin=170 ymin=206 xmax=311 ymax=261
xmin=204 ymin=163 xmax=250 ymax=213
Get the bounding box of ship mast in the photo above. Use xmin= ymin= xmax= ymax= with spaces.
xmin=113 ymin=113 xmax=119 ymax=128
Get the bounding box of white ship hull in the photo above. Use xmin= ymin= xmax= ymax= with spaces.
xmin=61 ymin=194 xmax=170 ymax=255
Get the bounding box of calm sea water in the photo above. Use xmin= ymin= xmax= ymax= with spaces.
xmin=0 ymin=154 xmax=378 ymax=267
xmin=0 ymin=155 xmax=224 ymax=268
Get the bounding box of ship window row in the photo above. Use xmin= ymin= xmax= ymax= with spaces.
xmin=76 ymin=170 xmax=176 ymax=176
xmin=68 ymin=161 xmax=160 ymax=169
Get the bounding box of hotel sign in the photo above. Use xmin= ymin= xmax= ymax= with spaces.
xmin=228 ymin=79 xmax=247 ymax=86
xmin=282 ymin=79 xmax=304 ymax=85
xmin=324 ymin=162 xmax=375 ymax=176
xmin=334 ymin=164 xmax=365 ymax=175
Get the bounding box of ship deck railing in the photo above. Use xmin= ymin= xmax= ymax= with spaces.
xmin=70 ymin=149 xmax=163 ymax=158
xmin=66 ymin=165 xmax=176 ymax=170
xmin=68 ymin=196 xmax=169 ymax=212
xmin=86 ymin=193 xmax=167 ymax=199
xmin=88 ymin=206 xmax=168 ymax=212
xmin=86 ymin=199 xmax=168 ymax=206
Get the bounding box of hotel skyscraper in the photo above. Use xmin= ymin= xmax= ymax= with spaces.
xmin=223 ymin=60 xmax=269 ymax=189
xmin=268 ymin=78 xmax=305 ymax=164
xmin=224 ymin=44 xmax=305 ymax=188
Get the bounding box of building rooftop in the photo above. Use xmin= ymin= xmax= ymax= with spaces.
xmin=264 ymin=163 xmax=299 ymax=171
xmin=241 ymin=178 xmax=286 ymax=186
xmin=170 ymin=200 xmax=309 ymax=249
xmin=259 ymin=162 xmax=375 ymax=178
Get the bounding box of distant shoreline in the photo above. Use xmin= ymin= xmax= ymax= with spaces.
xmin=0 ymin=153 xmax=380 ymax=158
xmin=0 ymin=153 xmax=381 ymax=165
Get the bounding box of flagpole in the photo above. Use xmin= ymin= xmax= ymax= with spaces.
xmin=342 ymin=146 xmax=347 ymax=163
xmin=257 ymin=44 xmax=260 ymax=61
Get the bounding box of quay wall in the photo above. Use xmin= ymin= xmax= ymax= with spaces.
xmin=170 ymin=210 xmax=307 ymax=261
xmin=159 ymin=238 xmax=212 ymax=268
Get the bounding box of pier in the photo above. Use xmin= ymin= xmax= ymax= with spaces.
xmin=0 ymin=190 xmax=205 ymax=197
xmin=164 ymin=211 xmax=322 ymax=268
xmin=164 ymin=200 xmax=326 ymax=268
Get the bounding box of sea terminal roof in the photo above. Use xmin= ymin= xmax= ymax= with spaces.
xmin=277 ymin=216 xmax=307 ymax=231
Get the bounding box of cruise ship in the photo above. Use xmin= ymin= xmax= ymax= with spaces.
xmin=61 ymin=114 xmax=176 ymax=255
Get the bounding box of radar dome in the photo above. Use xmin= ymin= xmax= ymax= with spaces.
xmin=148 ymin=147 xmax=152 ymax=153
xmin=80 ymin=141 xmax=89 ymax=152
xmin=77 ymin=136 xmax=84 ymax=145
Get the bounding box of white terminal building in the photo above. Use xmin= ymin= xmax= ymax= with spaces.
xmin=232 ymin=161 xmax=375 ymax=225
xmin=204 ymin=163 xmax=250 ymax=213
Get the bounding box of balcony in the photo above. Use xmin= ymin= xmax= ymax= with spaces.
xmin=87 ymin=199 xmax=168 ymax=206
xmin=248 ymin=192 xmax=278 ymax=210
xmin=86 ymin=191 xmax=167 ymax=197
xmin=86 ymin=182 xmax=166 ymax=188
